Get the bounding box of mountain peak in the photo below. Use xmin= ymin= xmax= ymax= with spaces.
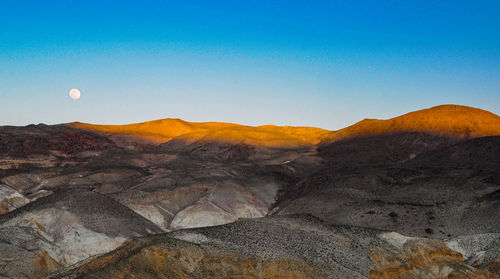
xmin=400 ymin=104 xmax=499 ymax=119
xmin=324 ymin=105 xmax=500 ymax=143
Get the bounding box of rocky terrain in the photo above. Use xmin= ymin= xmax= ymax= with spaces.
xmin=0 ymin=189 xmax=164 ymax=278
xmin=0 ymin=104 xmax=499 ymax=278
xmin=47 ymin=215 xmax=500 ymax=279
xmin=274 ymin=135 xmax=500 ymax=238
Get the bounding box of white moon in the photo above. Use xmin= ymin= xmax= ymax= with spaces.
xmin=69 ymin=88 xmax=81 ymax=100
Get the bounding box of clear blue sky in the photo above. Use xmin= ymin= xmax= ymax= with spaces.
xmin=1 ymin=0 xmax=499 ymax=129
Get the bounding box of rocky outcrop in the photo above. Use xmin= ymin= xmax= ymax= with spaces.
xmin=109 ymin=163 xmax=287 ymax=231
xmin=0 ymin=226 xmax=62 ymax=278
xmin=0 ymin=184 xmax=30 ymax=214
xmin=0 ymin=189 xmax=163 ymax=278
xmin=169 ymin=183 xmax=269 ymax=230
xmin=372 ymin=232 xmax=499 ymax=278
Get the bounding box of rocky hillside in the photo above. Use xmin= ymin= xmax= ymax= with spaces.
xmin=0 ymin=189 xmax=163 ymax=278
xmin=0 ymin=104 xmax=499 ymax=278
xmin=48 ymin=215 xmax=500 ymax=279
xmin=274 ymin=136 xmax=500 ymax=238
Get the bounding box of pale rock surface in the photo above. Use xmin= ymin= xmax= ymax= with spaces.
xmin=0 ymin=189 xmax=163 ymax=278
xmin=0 ymin=184 xmax=30 ymax=214
xmin=170 ymin=183 xmax=268 ymax=230
xmin=0 ymin=209 xmax=127 ymax=265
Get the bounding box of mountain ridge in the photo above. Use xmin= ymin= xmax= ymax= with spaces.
xmin=67 ymin=104 xmax=500 ymax=148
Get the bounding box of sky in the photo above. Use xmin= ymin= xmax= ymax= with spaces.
xmin=1 ymin=0 xmax=499 ymax=130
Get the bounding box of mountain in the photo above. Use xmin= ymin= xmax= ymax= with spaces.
xmin=323 ymin=105 xmax=500 ymax=144
xmin=70 ymin=119 xmax=331 ymax=148
xmin=0 ymin=104 xmax=499 ymax=278
xmin=70 ymin=105 xmax=500 ymax=148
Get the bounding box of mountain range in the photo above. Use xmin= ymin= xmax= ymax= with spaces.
xmin=1 ymin=104 xmax=499 ymax=278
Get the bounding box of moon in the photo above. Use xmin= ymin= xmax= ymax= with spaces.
xmin=69 ymin=88 xmax=81 ymax=100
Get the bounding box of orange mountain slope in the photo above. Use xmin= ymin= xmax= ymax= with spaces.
xmin=68 ymin=105 xmax=500 ymax=148
xmin=70 ymin=119 xmax=242 ymax=143
xmin=322 ymin=104 xmax=500 ymax=144
xmin=69 ymin=119 xmax=331 ymax=148
xmin=171 ymin=125 xmax=332 ymax=148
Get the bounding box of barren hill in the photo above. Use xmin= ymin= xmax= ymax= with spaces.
xmin=70 ymin=119 xmax=330 ymax=148
xmin=323 ymin=105 xmax=500 ymax=144
xmin=69 ymin=105 xmax=500 ymax=149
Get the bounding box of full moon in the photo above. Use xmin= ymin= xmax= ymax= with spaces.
xmin=69 ymin=88 xmax=81 ymax=100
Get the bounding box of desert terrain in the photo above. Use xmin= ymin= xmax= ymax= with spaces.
xmin=1 ymin=104 xmax=499 ymax=278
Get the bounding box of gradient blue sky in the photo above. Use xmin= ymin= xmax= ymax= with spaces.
xmin=1 ymin=0 xmax=499 ymax=129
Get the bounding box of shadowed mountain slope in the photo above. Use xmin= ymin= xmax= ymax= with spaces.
xmin=318 ymin=131 xmax=460 ymax=166
xmin=273 ymin=136 xmax=500 ymax=239
xmin=406 ymin=135 xmax=500 ymax=169
xmin=0 ymin=124 xmax=115 ymax=159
